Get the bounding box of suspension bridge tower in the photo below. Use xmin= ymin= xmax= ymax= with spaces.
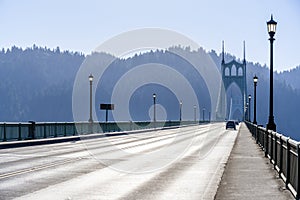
xmin=216 ymin=41 xmax=247 ymax=121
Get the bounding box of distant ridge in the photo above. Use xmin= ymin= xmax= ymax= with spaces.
xmin=0 ymin=45 xmax=299 ymax=140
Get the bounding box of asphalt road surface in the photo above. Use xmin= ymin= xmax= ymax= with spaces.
xmin=0 ymin=123 xmax=238 ymax=200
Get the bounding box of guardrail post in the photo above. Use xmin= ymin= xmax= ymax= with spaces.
xmin=286 ymin=138 xmax=291 ymax=187
xmin=261 ymin=128 xmax=264 ymax=148
xmin=28 ymin=121 xmax=35 ymax=139
xmin=265 ymin=130 xmax=268 ymax=157
xmin=274 ymin=134 xmax=278 ymax=169
xmin=54 ymin=123 xmax=57 ymax=137
xmin=18 ymin=123 xmax=22 ymax=140
xmin=73 ymin=123 xmax=76 ymax=136
xmin=3 ymin=123 xmax=7 ymax=141
xmin=296 ymin=143 xmax=300 ymax=200
xmin=44 ymin=123 xmax=47 ymax=138
xmin=270 ymin=131 xmax=273 ymax=163
xmin=64 ymin=122 xmax=67 ymax=137
xmin=255 ymin=125 xmax=258 ymax=144
xmin=279 ymin=135 xmax=283 ymax=175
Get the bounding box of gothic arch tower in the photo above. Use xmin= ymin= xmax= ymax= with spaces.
xmin=216 ymin=41 xmax=247 ymax=121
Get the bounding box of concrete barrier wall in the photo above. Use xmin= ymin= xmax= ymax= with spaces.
xmin=0 ymin=120 xmax=209 ymax=142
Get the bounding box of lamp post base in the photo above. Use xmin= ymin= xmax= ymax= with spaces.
xmin=267 ymin=116 xmax=276 ymax=131
xmin=88 ymin=120 xmax=93 ymax=134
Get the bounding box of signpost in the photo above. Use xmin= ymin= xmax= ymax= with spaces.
xmin=100 ymin=104 xmax=114 ymax=111
xmin=100 ymin=104 xmax=114 ymax=132
xmin=100 ymin=104 xmax=114 ymax=122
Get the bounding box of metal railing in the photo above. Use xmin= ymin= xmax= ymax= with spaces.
xmin=0 ymin=120 xmax=207 ymax=142
xmin=245 ymin=121 xmax=300 ymax=199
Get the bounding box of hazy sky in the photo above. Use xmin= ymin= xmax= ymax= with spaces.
xmin=0 ymin=0 xmax=299 ymax=71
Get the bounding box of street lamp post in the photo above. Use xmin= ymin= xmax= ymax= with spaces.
xmin=153 ymin=93 xmax=156 ymax=128
xmin=266 ymin=15 xmax=277 ymax=131
xmin=193 ymin=105 xmax=196 ymax=123
xmin=245 ymin=103 xmax=248 ymax=121
xmin=179 ymin=101 xmax=182 ymax=122
xmin=253 ymin=75 xmax=258 ymax=124
xmin=248 ymin=95 xmax=251 ymax=122
xmin=202 ymin=108 xmax=205 ymax=122
xmin=88 ymin=74 xmax=93 ymax=123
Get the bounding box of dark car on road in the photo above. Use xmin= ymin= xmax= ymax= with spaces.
xmin=226 ymin=120 xmax=236 ymax=130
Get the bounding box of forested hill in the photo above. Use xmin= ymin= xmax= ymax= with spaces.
xmin=0 ymin=46 xmax=84 ymax=121
xmin=0 ymin=45 xmax=299 ymax=140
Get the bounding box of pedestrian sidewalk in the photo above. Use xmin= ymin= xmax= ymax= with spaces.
xmin=214 ymin=123 xmax=294 ymax=200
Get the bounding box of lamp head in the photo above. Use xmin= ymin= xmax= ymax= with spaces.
xmin=267 ymin=15 xmax=277 ymax=37
xmin=253 ymin=75 xmax=258 ymax=83
xmin=89 ymin=74 xmax=94 ymax=82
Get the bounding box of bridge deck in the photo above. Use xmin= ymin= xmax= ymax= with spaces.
xmin=0 ymin=123 xmax=237 ymax=200
xmin=0 ymin=123 xmax=295 ymax=199
xmin=215 ymin=123 xmax=294 ymax=199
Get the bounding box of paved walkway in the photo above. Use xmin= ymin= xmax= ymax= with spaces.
xmin=215 ymin=123 xmax=294 ymax=200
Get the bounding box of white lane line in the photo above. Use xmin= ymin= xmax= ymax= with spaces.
xmin=0 ymin=157 xmax=83 ymax=180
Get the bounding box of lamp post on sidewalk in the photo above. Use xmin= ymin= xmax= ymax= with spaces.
xmin=153 ymin=93 xmax=156 ymax=128
xmin=194 ymin=105 xmax=197 ymax=123
xmin=253 ymin=75 xmax=258 ymax=124
xmin=179 ymin=100 xmax=182 ymax=122
xmin=88 ymin=74 xmax=94 ymax=123
xmin=248 ymin=95 xmax=251 ymax=122
xmin=266 ymin=15 xmax=277 ymax=131
xmin=245 ymin=103 xmax=248 ymax=121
